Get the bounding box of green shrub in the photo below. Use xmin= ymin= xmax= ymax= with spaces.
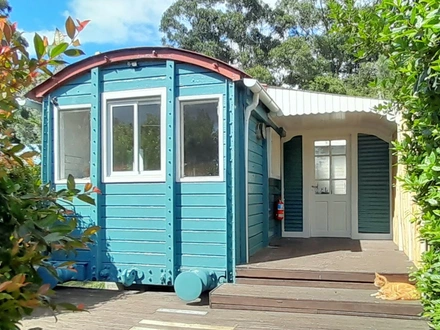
xmin=0 ymin=11 xmax=98 ymax=329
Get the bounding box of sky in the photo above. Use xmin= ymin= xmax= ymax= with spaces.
xmin=10 ymin=0 xmax=278 ymax=63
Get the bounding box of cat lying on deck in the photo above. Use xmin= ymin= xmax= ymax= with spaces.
xmin=371 ymin=272 xmax=420 ymax=301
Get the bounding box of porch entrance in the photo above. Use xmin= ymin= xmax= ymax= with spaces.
xmin=282 ymin=126 xmax=392 ymax=239
xmin=311 ymin=139 xmax=350 ymax=237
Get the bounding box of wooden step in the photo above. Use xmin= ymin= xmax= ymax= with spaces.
xmin=236 ymin=266 xmax=412 ymax=284
xmin=235 ymin=277 xmax=376 ymax=290
xmin=210 ymin=283 xmax=423 ymax=320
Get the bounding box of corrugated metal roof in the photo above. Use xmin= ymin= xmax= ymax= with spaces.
xmin=267 ymin=86 xmax=393 ymax=119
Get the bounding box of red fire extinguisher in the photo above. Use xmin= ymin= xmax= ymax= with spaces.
xmin=275 ymin=199 xmax=284 ymax=221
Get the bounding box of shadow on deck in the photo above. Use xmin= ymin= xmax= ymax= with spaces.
xmin=244 ymin=237 xmax=415 ymax=275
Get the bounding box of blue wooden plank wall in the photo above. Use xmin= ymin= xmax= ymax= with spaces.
xmin=248 ymin=115 xmax=267 ymax=256
xmin=174 ymin=64 xmax=228 ymax=279
xmin=48 ymin=61 xmax=232 ymax=285
xmin=283 ymin=136 xmax=303 ymax=232
xmin=268 ymin=178 xmax=282 ymax=239
xmin=96 ymin=62 xmax=169 ymax=285
xmin=358 ymin=134 xmax=391 ymax=234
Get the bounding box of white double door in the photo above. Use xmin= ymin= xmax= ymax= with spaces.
xmin=309 ymin=137 xmax=350 ymax=237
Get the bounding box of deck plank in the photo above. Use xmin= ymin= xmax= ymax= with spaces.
xmin=236 ymin=277 xmax=376 ymax=289
xmin=245 ymin=238 xmax=415 ymax=274
xmin=236 ymin=267 xmax=411 ymax=283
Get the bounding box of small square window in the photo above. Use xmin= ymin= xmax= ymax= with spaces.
xmin=103 ymin=88 xmax=166 ymax=183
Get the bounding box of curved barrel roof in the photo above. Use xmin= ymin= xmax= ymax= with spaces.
xmin=27 ymin=46 xmax=250 ymax=101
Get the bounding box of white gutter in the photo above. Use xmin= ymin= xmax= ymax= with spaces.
xmin=243 ymin=78 xmax=282 ymax=263
xmin=243 ymin=79 xmax=283 ymax=115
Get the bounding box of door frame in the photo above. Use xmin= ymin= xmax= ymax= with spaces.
xmin=281 ymin=127 xmax=394 ymax=240
xmin=309 ymin=135 xmax=351 ymax=238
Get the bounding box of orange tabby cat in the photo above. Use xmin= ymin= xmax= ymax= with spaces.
xmin=371 ymin=272 xmax=420 ymax=301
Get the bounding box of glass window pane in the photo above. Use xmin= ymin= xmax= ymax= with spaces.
xmin=314 ymin=140 xmax=329 ymax=155
xmin=332 ymin=155 xmax=346 ymax=179
xmin=315 ymin=180 xmax=330 ymax=194
xmin=182 ymin=101 xmax=219 ymax=177
xmin=333 ymin=180 xmax=346 ymax=194
xmin=112 ymin=105 xmax=134 ymax=172
xmin=315 ymin=156 xmax=330 ymax=180
xmin=139 ymin=102 xmax=161 ymax=171
xmin=59 ymin=109 xmax=90 ymax=180
xmin=331 ymin=140 xmax=346 ymax=155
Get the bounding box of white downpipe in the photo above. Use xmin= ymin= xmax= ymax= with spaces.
xmin=244 ymin=92 xmax=260 ymax=263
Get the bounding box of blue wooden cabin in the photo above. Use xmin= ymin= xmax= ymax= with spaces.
xmin=27 ymin=47 xmax=285 ymax=300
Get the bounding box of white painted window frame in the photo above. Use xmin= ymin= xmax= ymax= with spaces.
xmin=102 ymin=88 xmax=167 ymax=183
xmin=53 ymin=104 xmax=91 ymax=184
xmin=176 ymin=94 xmax=224 ymax=182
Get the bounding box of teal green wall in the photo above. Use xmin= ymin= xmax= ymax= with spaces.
xmin=283 ymin=136 xmax=303 ymax=232
xmin=247 ymin=114 xmax=268 ymax=256
xmin=358 ymin=134 xmax=391 ymax=234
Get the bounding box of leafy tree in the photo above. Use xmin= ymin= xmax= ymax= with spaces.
xmin=0 ymin=8 xmax=100 ymax=329
xmin=160 ymin=0 xmax=390 ymax=98
xmin=160 ymin=0 xmax=280 ymax=80
xmin=330 ymin=0 xmax=440 ymax=327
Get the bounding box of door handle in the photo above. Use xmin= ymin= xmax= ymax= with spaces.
xmin=311 ymin=185 xmax=318 ymax=189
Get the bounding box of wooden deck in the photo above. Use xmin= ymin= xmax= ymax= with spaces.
xmin=22 ymin=287 xmax=428 ymax=330
xmin=244 ymin=237 xmax=415 ymax=274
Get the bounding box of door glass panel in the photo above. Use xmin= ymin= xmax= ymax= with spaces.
xmin=315 ymin=141 xmax=330 ymax=155
xmin=332 ymin=180 xmax=346 ymax=194
xmin=332 ymin=155 xmax=346 ymax=179
xmin=316 ymin=180 xmax=330 ymax=194
xmin=315 ymin=156 xmax=330 ymax=180
xmin=314 ymin=139 xmax=347 ymax=195
xmin=331 ymin=140 xmax=346 ymax=155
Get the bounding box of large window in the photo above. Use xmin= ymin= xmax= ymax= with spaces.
xmin=103 ymin=88 xmax=166 ymax=182
xmin=178 ymin=95 xmax=223 ymax=181
xmin=56 ymin=106 xmax=91 ymax=183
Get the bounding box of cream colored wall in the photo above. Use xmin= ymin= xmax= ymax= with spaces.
xmin=392 ymin=130 xmax=426 ymax=267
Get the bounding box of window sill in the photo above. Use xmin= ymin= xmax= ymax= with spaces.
xmin=54 ymin=179 xmax=91 ymax=185
xmin=177 ymin=176 xmax=224 ymax=183
xmin=103 ymin=176 xmax=166 ymax=183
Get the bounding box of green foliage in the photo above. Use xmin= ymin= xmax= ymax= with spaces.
xmin=0 ymin=12 xmax=96 ymax=329
xmin=160 ymin=0 xmax=388 ymax=97
xmin=330 ymin=0 xmax=440 ymax=327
